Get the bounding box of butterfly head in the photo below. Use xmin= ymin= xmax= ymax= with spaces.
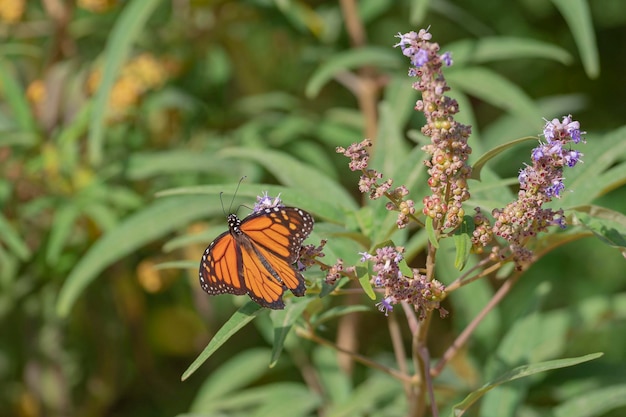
xmin=227 ymin=213 xmax=243 ymax=234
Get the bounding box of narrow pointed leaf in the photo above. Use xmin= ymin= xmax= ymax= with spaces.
xmin=182 ymin=302 xmax=263 ymax=381
xmin=450 ymin=353 xmax=603 ymax=417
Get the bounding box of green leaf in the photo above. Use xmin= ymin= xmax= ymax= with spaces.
xmin=269 ymin=298 xmax=315 ymax=367
xmin=596 ymin=161 xmax=626 ymax=197
xmin=190 ymin=348 xmax=272 ymax=411
xmin=305 ymin=47 xmax=402 ymax=98
xmin=194 ymin=382 xmax=320 ymax=417
xmin=249 ymin=383 xmax=321 ymax=417
xmin=313 ymin=346 xmax=352 ymax=405
xmin=126 ymin=150 xmax=237 ymax=180
xmin=450 ymin=353 xmax=604 ymax=417
xmin=56 ymin=196 xmax=217 ymax=317
xmin=313 ymin=305 xmax=372 ymax=326
xmin=326 ymin=373 xmax=400 ymax=417
xmin=154 ymin=260 xmax=197 ymax=270
xmin=88 ymin=0 xmax=162 ymax=166
xmin=447 ymin=37 xmax=573 ymax=66
xmin=553 ymin=383 xmax=626 ymax=417
xmin=359 ymin=268 xmax=376 ymax=301
xmin=219 ymin=148 xmax=358 ymax=213
xmin=46 ymin=204 xmax=80 ymax=264
xmin=157 ymin=182 xmax=346 ymax=226
xmin=551 ymin=0 xmax=599 ymax=78
xmin=471 ymin=136 xmax=538 ymax=181
xmin=560 ymin=127 xmax=626 ymax=207
xmin=0 ymin=57 xmax=37 ymax=133
xmin=182 ymin=302 xmax=264 ymax=381
xmin=453 ymin=216 xmax=473 ymax=270
xmin=0 ymin=213 xmax=31 ymax=261
xmin=410 ymin=0 xmax=431 ymax=24
xmin=569 ymin=206 xmax=626 ymax=256
xmin=425 ymin=216 xmax=439 ymax=248
xmin=446 ymin=67 xmax=543 ymax=125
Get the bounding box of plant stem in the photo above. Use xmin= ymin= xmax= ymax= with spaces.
xmin=431 ymin=272 xmax=521 ymax=377
xmin=296 ymin=327 xmax=415 ymax=385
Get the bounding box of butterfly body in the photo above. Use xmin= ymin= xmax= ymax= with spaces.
xmin=199 ymin=206 xmax=314 ymax=309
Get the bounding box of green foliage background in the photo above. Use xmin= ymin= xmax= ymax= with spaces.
xmin=1 ymin=1 xmax=625 ymax=416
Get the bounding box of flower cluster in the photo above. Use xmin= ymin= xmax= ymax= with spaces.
xmin=86 ymin=53 xmax=176 ymax=122
xmin=470 ymin=207 xmax=494 ymax=252
xmin=362 ymin=246 xmax=447 ymax=319
xmin=491 ymin=115 xmax=585 ymax=268
xmin=298 ymin=240 xmax=327 ymax=272
xmin=253 ymin=191 xmax=284 ymax=212
xmin=395 ymin=29 xmax=472 ymax=231
xmin=336 ymin=139 xmax=416 ymax=228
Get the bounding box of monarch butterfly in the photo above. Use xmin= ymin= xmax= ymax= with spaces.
xmin=198 ymin=199 xmax=314 ymax=309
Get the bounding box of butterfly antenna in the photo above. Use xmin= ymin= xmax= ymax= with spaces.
xmin=226 ymin=176 xmax=247 ymax=214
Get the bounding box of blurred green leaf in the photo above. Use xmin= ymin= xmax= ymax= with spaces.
xmin=182 ymin=302 xmax=263 ymax=381
xmin=410 ymin=0 xmax=431 ymax=24
xmin=447 ymin=67 xmax=543 ymax=125
xmin=269 ymin=297 xmax=314 ymax=367
xmin=451 ymin=353 xmax=604 ymax=417
xmin=447 ymin=37 xmax=573 ymax=66
xmin=190 ymin=348 xmax=273 ymax=411
xmin=0 ymin=57 xmax=37 ymax=133
xmin=219 ymin=148 xmax=358 ymax=213
xmin=56 ymin=196 xmax=216 ymax=317
xmin=306 ymin=47 xmax=402 ymax=98
xmin=561 ymin=127 xmax=626 ymax=207
xmin=126 ymin=150 xmax=236 ymax=180
xmin=553 ymin=383 xmax=626 ymax=417
xmin=313 ymin=346 xmax=353 ymax=404
xmin=326 ymin=373 xmax=401 ymax=417
xmin=313 ymin=305 xmax=372 ymax=326
xmin=551 ymin=0 xmax=599 ymax=78
xmin=157 ymin=182 xmax=347 ymax=226
xmin=88 ymin=0 xmax=162 ymax=166
xmin=0 ymin=213 xmax=31 ymax=261
xmin=187 ymin=381 xmax=321 ymax=417
xmin=46 ymin=204 xmax=80 ymax=264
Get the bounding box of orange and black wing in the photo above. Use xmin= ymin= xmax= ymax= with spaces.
xmin=238 ymin=207 xmax=314 ymax=308
xmin=199 ymin=230 xmax=247 ymax=297
xmin=199 ymin=207 xmax=314 ymax=309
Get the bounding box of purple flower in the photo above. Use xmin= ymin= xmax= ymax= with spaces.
xmin=253 ymin=192 xmax=283 ymax=212
xmin=553 ymin=214 xmax=567 ymax=229
xmin=564 ymin=149 xmax=583 ymax=167
xmin=441 ymin=51 xmax=453 ymax=66
xmin=518 ymin=168 xmax=529 ymax=186
xmin=413 ymin=49 xmax=429 ymax=67
xmin=394 ymin=31 xmax=418 ymax=49
xmin=376 ymin=297 xmax=394 ymax=316
xmin=531 ymin=146 xmax=545 ymax=161
xmin=546 ymin=179 xmax=565 ymax=198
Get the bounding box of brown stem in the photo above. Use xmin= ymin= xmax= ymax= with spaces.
xmin=296 ymin=327 xmax=414 ymax=385
xmin=431 ymin=273 xmax=522 ymax=377
xmin=338 ymin=0 xmax=381 ymax=141
xmin=389 ymin=311 xmax=412 ymax=399
xmin=419 ymin=345 xmax=439 ymax=417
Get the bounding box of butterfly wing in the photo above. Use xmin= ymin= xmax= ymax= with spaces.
xmin=238 ymin=207 xmax=314 ymax=308
xmin=199 ymin=206 xmax=314 ymax=309
xmin=199 ymin=230 xmax=247 ymax=296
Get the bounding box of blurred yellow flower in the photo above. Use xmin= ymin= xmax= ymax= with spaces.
xmin=0 ymin=0 xmax=26 ymax=23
